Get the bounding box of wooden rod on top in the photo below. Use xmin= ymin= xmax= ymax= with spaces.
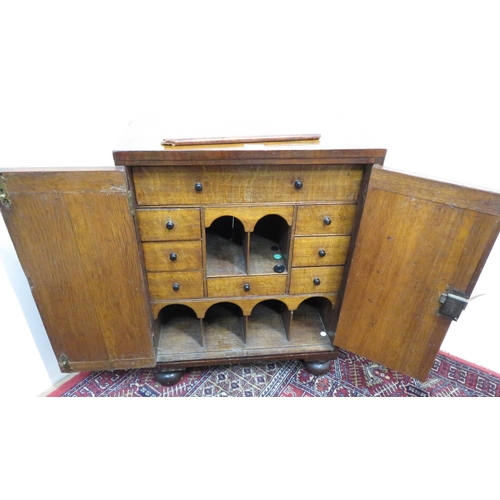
xmin=161 ymin=134 xmax=321 ymax=146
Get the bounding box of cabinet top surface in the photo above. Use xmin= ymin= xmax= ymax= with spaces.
xmin=113 ymin=116 xmax=387 ymax=165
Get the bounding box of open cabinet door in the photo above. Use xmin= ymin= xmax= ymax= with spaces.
xmin=0 ymin=167 xmax=155 ymax=372
xmin=335 ymin=166 xmax=500 ymax=381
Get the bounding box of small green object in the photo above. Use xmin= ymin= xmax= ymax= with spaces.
xmin=273 ymin=253 xmax=282 ymax=260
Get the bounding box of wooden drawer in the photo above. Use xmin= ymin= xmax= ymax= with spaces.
xmin=292 ymin=236 xmax=351 ymax=267
xmin=137 ymin=208 xmax=201 ymax=241
xmin=295 ymin=204 xmax=357 ymax=235
xmin=289 ymin=266 xmax=344 ymax=295
xmin=133 ymin=165 xmax=363 ymax=205
xmin=147 ymin=271 xmax=204 ymax=300
xmin=142 ymin=241 xmax=203 ymax=272
xmin=207 ymin=274 xmax=287 ymax=298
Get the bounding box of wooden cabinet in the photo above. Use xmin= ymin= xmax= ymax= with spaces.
xmin=1 ymin=124 xmax=500 ymax=384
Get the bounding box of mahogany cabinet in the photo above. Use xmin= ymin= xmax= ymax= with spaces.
xmin=2 ymin=124 xmax=499 ymax=384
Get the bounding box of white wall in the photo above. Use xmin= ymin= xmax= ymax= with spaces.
xmin=1 ymin=1 xmax=499 ymax=397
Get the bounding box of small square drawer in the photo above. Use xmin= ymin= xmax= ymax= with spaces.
xmin=207 ymin=274 xmax=287 ymax=298
xmin=295 ymin=204 xmax=357 ymax=235
xmin=147 ymin=271 xmax=204 ymax=300
xmin=292 ymin=236 xmax=351 ymax=267
xmin=137 ymin=208 xmax=201 ymax=241
xmin=142 ymin=241 xmax=203 ymax=272
xmin=289 ymin=266 xmax=344 ymax=295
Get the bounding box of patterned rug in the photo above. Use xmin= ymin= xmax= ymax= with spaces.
xmin=47 ymin=349 xmax=500 ymax=397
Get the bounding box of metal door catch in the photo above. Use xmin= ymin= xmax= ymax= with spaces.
xmin=439 ymin=288 xmax=469 ymax=321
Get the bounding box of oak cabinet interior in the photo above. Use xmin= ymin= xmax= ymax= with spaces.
xmin=1 ymin=126 xmax=499 ymax=383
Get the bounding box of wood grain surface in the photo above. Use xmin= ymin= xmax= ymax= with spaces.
xmin=1 ymin=169 xmax=155 ymax=371
xmin=335 ymin=167 xmax=500 ymax=380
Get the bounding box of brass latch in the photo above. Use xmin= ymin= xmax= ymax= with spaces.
xmin=0 ymin=174 xmax=11 ymax=210
xmin=438 ymin=288 xmax=469 ymax=321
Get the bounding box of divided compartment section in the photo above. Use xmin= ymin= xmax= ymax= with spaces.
xmin=155 ymin=297 xmax=335 ymax=363
xmin=157 ymin=302 xmax=247 ymax=362
xmin=204 ymin=208 xmax=293 ymax=277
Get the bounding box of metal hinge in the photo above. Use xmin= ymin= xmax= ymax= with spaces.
xmin=438 ymin=288 xmax=469 ymax=321
xmin=59 ymin=353 xmax=71 ymax=372
xmin=0 ymin=174 xmax=11 ymax=210
xmin=127 ymin=190 xmax=136 ymax=216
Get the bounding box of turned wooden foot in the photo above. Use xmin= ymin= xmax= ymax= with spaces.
xmin=154 ymin=370 xmax=185 ymax=386
xmin=303 ymin=359 xmax=333 ymax=376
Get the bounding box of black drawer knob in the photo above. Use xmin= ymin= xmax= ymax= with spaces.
xmin=313 ymin=277 xmax=321 ymax=286
xmin=170 ymin=252 xmax=177 ymax=261
xmin=172 ymin=283 xmax=180 ymax=292
xmin=243 ymin=283 xmax=251 ymax=292
xmin=318 ymin=249 xmax=326 ymax=257
xmin=323 ymin=216 xmax=331 ymax=225
xmin=166 ymin=220 xmax=175 ymax=230
xmin=294 ymin=180 xmax=303 ymax=189
xmin=194 ymin=182 xmax=203 ymax=192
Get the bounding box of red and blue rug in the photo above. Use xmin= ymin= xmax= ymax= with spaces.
xmin=47 ymin=349 xmax=500 ymax=397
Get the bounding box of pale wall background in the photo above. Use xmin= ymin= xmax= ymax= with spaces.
xmin=1 ymin=1 xmax=499 ymax=397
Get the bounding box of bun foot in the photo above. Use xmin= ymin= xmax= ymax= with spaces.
xmin=304 ymin=359 xmax=333 ymax=376
xmin=154 ymin=370 xmax=185 ymax=386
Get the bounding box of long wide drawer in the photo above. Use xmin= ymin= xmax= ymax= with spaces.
xmin=133 ymin=165 xmax=363 ymax=205
xmin=207 ymin=274 xmax=287 ymax=298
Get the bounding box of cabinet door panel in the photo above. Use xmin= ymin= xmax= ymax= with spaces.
xmin=335 ymin=167 xmax=500 ymax=381
xmin=0 ymin=168 xmax=155 ymax=372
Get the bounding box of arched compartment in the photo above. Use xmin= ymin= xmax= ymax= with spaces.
xmin=206 ymin=216 xmax=247 ymax=276
xmin=204 ymin=302 xmax=246 ymax=347
xmin=289 ymin=297 xmax=335 ymax=347
xmin=246 ymin=299 xmax=291 ymax=346
xmin=249 ymin=214 xmax=291 ymax=275
xmin=157 ymin=304 xmax=204 ymax=361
